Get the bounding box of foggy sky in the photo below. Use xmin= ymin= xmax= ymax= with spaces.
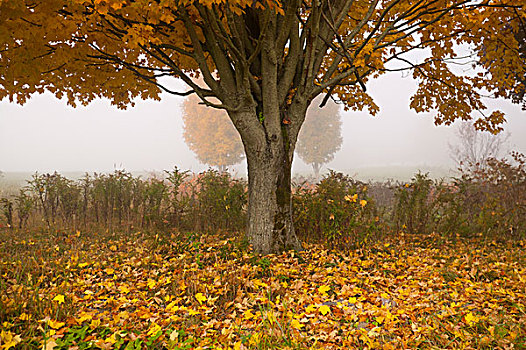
xmin=1 ymin=73 xmax=525 ymax=177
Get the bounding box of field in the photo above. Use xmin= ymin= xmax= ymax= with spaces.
xmin=1 ymin=161 xmax=525 ymax=349
xmin=1 ymin=229 xmax=525 ymax=349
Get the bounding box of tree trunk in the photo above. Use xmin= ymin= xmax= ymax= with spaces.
xmin=245 ymin=139 xmax=303 ymax=254
xmin=313 ymin=163 xmax=321 ymax=180
xmin=221 ymin=14 xmax=312 ymax=254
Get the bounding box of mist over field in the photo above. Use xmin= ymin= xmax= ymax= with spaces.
xmin=1 ymin=73 xmax=525 ymax=181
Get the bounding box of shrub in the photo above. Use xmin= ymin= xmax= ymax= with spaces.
xmin=0 ymin=198 xmax=13 ymax=228
xmin=392 ymin=153 xmax=526 ymax=240
xmin=2 ymin=157 xmax=522 ymax=245
xmin=24 ymin=172 xmax=81 ymax=228
xmin=448 ymin=152 xmax=526 ymax=239
xmin=164 ymin=167 xmax=190 ymax=228
xmin=90 ymin=170 xmax=137 ymax=230
xmin=293 ymin=170 xmax=380 ymax=249
xmin=14 ymin=189 xmax=33 ymax=229
xmin=393 ymin=172 xmax=439 ymax=234
xmin=0 ymin=169 xmax=248 ymax=234
xmin=192 ymin=170 xmax=247 ymax=232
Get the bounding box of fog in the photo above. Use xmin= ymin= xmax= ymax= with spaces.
xmin=1 ymin=73 xmax=525 ymax=179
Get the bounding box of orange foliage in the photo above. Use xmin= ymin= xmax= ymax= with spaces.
xmin=183 ymin=95 xmax=245 ymax=170
xmin=0 ymin=0 xmax=523 ymax=129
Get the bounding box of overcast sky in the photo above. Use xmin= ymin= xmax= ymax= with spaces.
xmin=1 ymin=72 xmax=525 ymax=177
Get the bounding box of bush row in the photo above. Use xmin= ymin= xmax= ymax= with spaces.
xmin=393 ymin=152 xmax=526 ymax=239
xmin=1 ymin=152 xmax=524 ymax=247
xmin=0 ymin=168 xmax=246 ymax=233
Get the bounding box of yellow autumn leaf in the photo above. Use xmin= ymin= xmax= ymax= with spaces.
xmin=104 ymin=332 xmax=118 ymax=344
xmin=345 ymin=194 xmax=358 ymax=202
xmin=160 ymin=12 xmax=175 ymax=23
xmin=253 ymin=279 xmax=268 ymax=288
xmin=52 ymin=294 xmax=65 ymax=304
xmin=290 ymin=319 xmax=303 ymax=329
xmin=318 ymin=285 xmax=331 ymax=294
xmin=18 ymin=313 xmax=31 ymax=321
xmin=109 ymin=1 xmax=123 ymax=11
xmin=166 ymin=301 xmax=180 ymax=312
xmin=464 ymin=312 xmax=479 ymax=326
xmin=360 ymin=199 xmax=367 ymax=207
xmin=195 ymin=292 xmax=207 ymax=304
xmin=147 ymin=323 xmax=162 ymax=337
xmin=90 ymin=319 xmax=101 ymax=328
xmin=47 ymin=319 xmax=65 ymax=330
xmin=75 ymin=312 xmax=93 ymax=324
xmin=354 ymin=56 xmax=366 ymax=68
xmin=319 ymin=304 xmax=331 ymax=315
xmin=188 ymin=309 xmax=200 ymax=316
xmin=147 ymin=279 xmax=156 ymax=289
xmin=305 ymin=304 xmax=317 ymax=314
xmin=0 ymin=330 xmax=22 ymax=350
xmin=244 ymin=309 xmax=255 ymax=320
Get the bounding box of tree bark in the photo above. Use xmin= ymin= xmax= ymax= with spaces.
xmin=230 ymin=102 xmax=306 ymax=254
xmin=245 ymin=133 xmax=303 ymax=254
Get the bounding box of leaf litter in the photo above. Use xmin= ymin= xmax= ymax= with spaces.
xmin=0 ymin=230 xmax=524 ymax=349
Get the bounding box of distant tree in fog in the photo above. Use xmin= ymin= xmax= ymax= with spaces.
xmin=449 ymin=121 xmax=510 ymax=173
xmin=296 ymin=96 xmax=342 ymax=179
xmin=183 ymin=95 xmax=245 ymax=172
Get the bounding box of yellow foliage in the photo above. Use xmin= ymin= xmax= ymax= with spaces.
xmin=52 ymin=295 xmax=65 ymax=304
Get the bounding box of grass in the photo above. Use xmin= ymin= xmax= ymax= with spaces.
xmin=0 ymin=228 xmax=525 ymax=349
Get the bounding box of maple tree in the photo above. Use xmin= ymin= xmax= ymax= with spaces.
xmin=476 ymin=10 xmax=526 ymax=110
xmin=296 ymin=96 xmax=342 ymax=178
xmin=1 ymin=0 xmax=525 ymax=253
xmin=183 ymin=94 xmax=245 ymax=171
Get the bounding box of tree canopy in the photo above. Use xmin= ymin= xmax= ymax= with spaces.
xmin=476 ymin=10 xmax=526 ymax=110
xmin=0 ymin=0 xmax=523 ymax=125
xmin=183 ymin=95 xmax=245 ymax=171
xmin=1 ymin=0 xmax=524 ymax=253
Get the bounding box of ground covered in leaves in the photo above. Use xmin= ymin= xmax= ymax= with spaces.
xmin=0 ymin=229 xmax=525 ymax=349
